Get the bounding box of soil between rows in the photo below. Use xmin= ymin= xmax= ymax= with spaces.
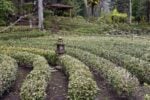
xmin=1 ymin=66 xmax=32 ymax=100
xmin=1 ymin=64 xmax=139 ymax=100
xmin=91 ymin=68 xmax=128 ymax=100
xmin=1 ymin=66 xmax=69 ymax=100
xmin=46 ymin=68 xmax=68 ymax=100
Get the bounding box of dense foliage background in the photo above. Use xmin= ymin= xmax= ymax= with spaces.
xmin=0 ymin=0 xmax=14 ymax=25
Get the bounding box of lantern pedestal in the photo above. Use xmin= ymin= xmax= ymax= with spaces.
xmin=56 ymin=37 xmax=65 ymax=55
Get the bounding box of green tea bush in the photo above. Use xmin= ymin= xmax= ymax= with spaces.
xmin=142 ymin=84 xmax=150 ymax=100
xmin=142 ymin=53 xmax=150 ymax=62
xmin=103 ymin=51 xmax=150 ymax=84
xmin=0 ymin=30 xmax=49 ymax=40
xmin=19 ymin=53 xmax=51 ymax=100
xmin=66 ymin=42 xmax=150 ymax=84
xmin=0 ymin=54 xmax=18 ymax=96
xmin=66 ymin=48 xmax=139 ymax=97
xmin=0 ymin=46 xmax=57 ymax=65
xmin=59 ymin=55 xmax=98 ymax=100
xmin=0 ymin=50 xmax=51 ymax=100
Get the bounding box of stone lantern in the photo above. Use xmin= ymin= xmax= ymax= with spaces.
xmin=56 ymin=37 xmax=65 ymax=55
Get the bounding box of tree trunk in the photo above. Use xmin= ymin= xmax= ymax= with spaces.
xmin=128 ymin=0 xmax=132 ymax=24
xmin=91 ymin=3 xmax=95 ymax=16
xmin=38 ymin=0 xmax=44 ymax=30
xmin=83 ymin=0 xmax=88 ymax=17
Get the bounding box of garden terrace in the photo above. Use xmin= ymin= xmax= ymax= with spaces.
xmin=0 ymin=46 xmax=57 ymax=65
xmin=0 ymin=51 xmax=52 ymax=100
xmin=1 ymin=0 xmax=150 ymax=99
xmin=66 ymin=48 xmax=139 ymax=98
xmin=64 ymin=40 xmax=150 ymax=84
xmin=0 ymin=34 xmax=149 ymax=99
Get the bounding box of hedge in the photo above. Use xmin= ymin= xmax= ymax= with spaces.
xmin=59 ymin=55 xmax=98 ymax=100
xmin=0 ymin=54 xmax=18 ymax=96
xmin=0 ymin=30 xmax=49 ymax=40
xmin=19 ymin=52 xmax=51 ymax=100
xmin=144 ymin=84 xmax=150 ymax=100
xmin=66 ymin=48 xmax=139 ymax=97
xmin=0 ymin=51 xmax=52 ymax=100
xmin=66 ymin=42 xmax=150 ymax=84
xmin=0 ymin=46 xmax=57 ymax=65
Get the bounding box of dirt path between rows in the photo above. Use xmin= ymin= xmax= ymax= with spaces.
xmin=1 ymin=66 xmax=32 ymax=100
xmin=46 ymin=69 xmax=68 ymax=100
xmin=91 ymin=69 xmax=128 ymax=100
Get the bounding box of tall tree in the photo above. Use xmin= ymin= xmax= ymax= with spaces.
xmin=38 ymin=0 xmax=44 ymax=30
xmin=0 ymin=0 xmax=14 ymax=25
xmin=84 ymin=0 xmax=88 ymax=17
xmin=129 ymin=0 xmax=132 ymax=24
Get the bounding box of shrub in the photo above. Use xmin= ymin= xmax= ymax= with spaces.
xmin=66 ymin=42 xmax=150 ymax=84
xmin=143 ymin=84 xmax=150 ymax=100
xmin=59 ymin=55 xmax=98 ymax=100
xmin=0 ymin=46 xmax=57 ymax=65
xmin=0 ymin=54 xmax=18 ymax=96
xmin=0 ymin=19 xmax=6 ymax=26
xmin=0 ymin=50 xmax=52 ymax=100
xmin=66 ymin=48 xmax=139 ymax=97
xmin=111 ymin=9 xmax=128 ymax=23
xmin=0 ymin=30 xmax=49 ymax=40
xmin=44 ymin=16 xmax=104 ymax=35
xmin=19 ymin=52 xmax=51 ymax=100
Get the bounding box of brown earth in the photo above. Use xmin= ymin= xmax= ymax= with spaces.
xmin=46 ymin=69 xmax=68 ymax=100
xmin=0 ymin=66 xmax=32 ymax=100
xmin=1 ymin=65 xmax=140 ymax=100
xmin=91 ymin=68 xmax=128 ymax=100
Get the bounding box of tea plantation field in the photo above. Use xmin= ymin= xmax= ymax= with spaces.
xmin=0 ymin=31 xmax=150 ymax=100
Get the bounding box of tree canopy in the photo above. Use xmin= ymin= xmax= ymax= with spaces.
xmin=0 ymin=0 xmax=14 ymax=25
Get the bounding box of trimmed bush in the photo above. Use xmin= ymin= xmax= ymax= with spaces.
xmin=0 ymin=50 xmax=51 ymax=100
xmin=0 ymin=30 xmax=49 ymax=40
xmin=144 ymin=84 xmax=150 ymax=100
xmin=0 ymin=46 xmax=57 ymax=65
xmin=66 ymin=42 xmax=150 ymax=84
xmin=19 ymin=52 xmax=51 ymax=100
xmin=59 ymin=55 xmax=98 ymax=100
xmin=66 ymin=48 xmax=139 ymax=97
xmin=0 ymin=54 xmax=18 ymax=96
